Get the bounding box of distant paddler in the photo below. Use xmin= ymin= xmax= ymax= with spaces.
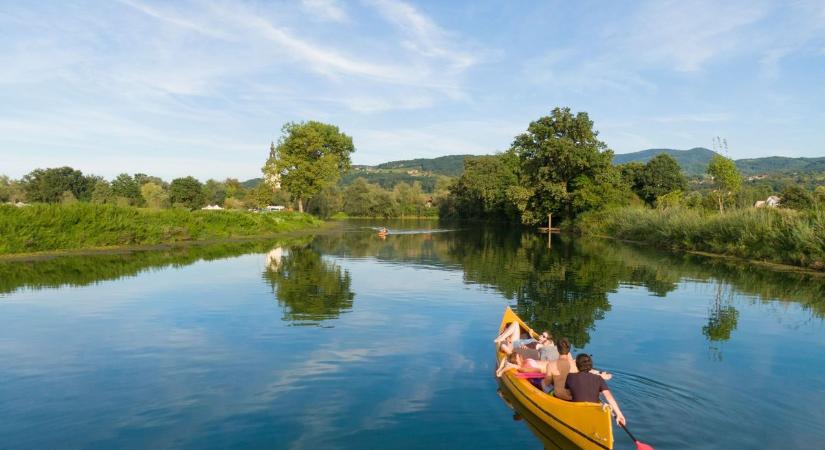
xmin=377 ymin=227 xmax=389 ymax=236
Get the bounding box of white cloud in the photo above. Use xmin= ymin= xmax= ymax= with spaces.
xmin=366 ymin=0 xmax=478 ymax=70
xmin=622 ymin=0 xmax=769 ymax=72
xmin=301 ymin=0 xmax=349 ymax=23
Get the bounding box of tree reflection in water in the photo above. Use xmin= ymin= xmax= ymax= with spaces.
xmin=262 ymin=246 xmax=355 ymax=325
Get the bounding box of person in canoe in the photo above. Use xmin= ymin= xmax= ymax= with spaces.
xmin=565 ymin=353 xmax=626 ymax=427
xmin=494 ymin=322 xmax=555 ymax=358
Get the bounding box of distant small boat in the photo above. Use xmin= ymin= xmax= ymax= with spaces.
xmin=537 ymin=227 xmax=561 ymax=233
xmin=496 ymin=307 xmax=614 ymax=450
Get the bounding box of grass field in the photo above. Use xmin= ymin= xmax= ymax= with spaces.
xmin=0 ymin=203 xmax=322 ymax=255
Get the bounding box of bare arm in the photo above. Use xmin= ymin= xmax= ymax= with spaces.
xmin=590 ymin=369 xmax=613 ymax=380
xmin=601 ymin=389 xmax=625 ymax=426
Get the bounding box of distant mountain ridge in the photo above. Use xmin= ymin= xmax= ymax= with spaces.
xmin=241 ymin=150 xmax=825 ymax=186
xmin=614 ymin=148 xmax=825 ymax=176
xmin=355 ymin=154 xmax=471 ymax=177
xmin=613 ymin=147 xmax=717 ymax=176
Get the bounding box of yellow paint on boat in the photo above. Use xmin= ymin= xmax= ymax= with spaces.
xmin=496 ymin=307 xmax=614 ymax=450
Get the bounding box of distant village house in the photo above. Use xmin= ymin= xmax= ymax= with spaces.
xmin=754 ymin=195 xmax=780 ymax=208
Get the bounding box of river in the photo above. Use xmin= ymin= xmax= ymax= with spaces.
xmin=1 ymin=220 xmax=824 ymax=449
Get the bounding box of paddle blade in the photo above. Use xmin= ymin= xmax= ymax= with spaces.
xmin=635 ymin=441 xmax=654 ymax=450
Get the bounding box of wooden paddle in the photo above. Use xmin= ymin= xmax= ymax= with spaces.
xmin=619 ymin=423 xmax=654 ymax=450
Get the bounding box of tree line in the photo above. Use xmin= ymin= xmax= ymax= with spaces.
xmin=440 ymin=107 xmax=825 ymax=224
xmin=0 ymin=168 xmax=294 ymax=211
xmin=6 ymin=109 xmax=823 ymax=220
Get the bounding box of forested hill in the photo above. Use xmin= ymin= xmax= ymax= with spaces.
xmin=614 ymin=148 xmax=825 ymax=176
xmin=241 ymin=150 xmax=825 ymax=189
xmin=613 ymin=148 xmax=717 ymax=176
xmin=369 ymin=154 xmax=472 ymax=177
xmin=734 ymin=156 xmax=825 ymax=175
xmin=340 ymin=154 xmax=474 ymax=192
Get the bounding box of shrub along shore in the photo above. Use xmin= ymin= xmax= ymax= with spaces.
xmin=577 ymin=207 xmax=825 ymax=270
xmin=0 ymin=203 xmax=322 ymax=256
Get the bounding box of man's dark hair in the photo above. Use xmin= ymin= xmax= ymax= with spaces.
xmin=556 ymin=337 xmax=570 ymax=355
xmin=575 ymin=353 xmax=593 ymax=372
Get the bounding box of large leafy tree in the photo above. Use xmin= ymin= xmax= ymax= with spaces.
xmin=707 ymin=155 xmax=742 ymax=212
xmin=442 ymin=152 xmax=520 ymax=220
xmin=169 ymin=176 xmax=205 ymax=210
xmin=111 ymin=173 xmax=143 ymax=206
xmin=21 ymin=167 xmax=97 ymax=203
xmin=507 ymin=107 xmax=623 ymax=225
xmin=263 ymin=121 xmax=355 ymax=213
xmin=635 ymin=153 xmax=687 ymax=205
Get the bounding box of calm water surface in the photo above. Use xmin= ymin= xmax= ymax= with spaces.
xmin=1 ymin=221 xmax=824 ymax=449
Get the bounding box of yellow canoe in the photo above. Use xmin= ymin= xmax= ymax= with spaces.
xmin=496 ymin=307 xmax=614 ymax=450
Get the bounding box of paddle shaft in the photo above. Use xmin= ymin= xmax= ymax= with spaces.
xmin=620 ymin=423 xmax=638 ymax=442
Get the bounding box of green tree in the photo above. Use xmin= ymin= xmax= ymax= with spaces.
xmin=780 ymin=185 xmax=814 ymax=210
xmin=307 ymin=185 xmax=343 ymax=218
xmin=224 ymin=178 xmax=244 ymax=200
xmin=140 ymin=182 xmax=168 ymax=209
xmin=706 ymin=155 xmax=742 ymax=212
xmin=342 ymin=178 xmax=398 ymax=217
xmin=442 ymin=153 xmax=520 ymax=220
xmin=263 ymin=121 xmax=355 ymax=213
xmin=21 ymin=167 xmax=96 ymax=203
xmin=168 ymin=176 xmax=205 ymax=210
xmin=0 ymin=176 xmax=25 ymax=203
xmin=245 ymin=182 xmax=290 ymax=209
xmin=90 ymin=180 xmax=115 ymax=204
xmin=111 ymin=173 xmax=143 ymax=206
xmin=508 ymin=107 xmax=623 ymax=226
xmin=638 ymin=154 xmax=687 ymax=205
xmin=203 ymin=179 xmax=227 ymax=206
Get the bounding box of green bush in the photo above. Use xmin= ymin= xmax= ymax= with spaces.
xmin=0 ymin=203 xmax=321 ymax=255
xmin=578 ymin=206 xmax=825 ymax=270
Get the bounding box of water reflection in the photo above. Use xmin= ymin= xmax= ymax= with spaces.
xmin=314 ymin=224 xmax=825 ymax=349
xmin=0 ymin=238 xmax=311 ymax=296
xmin=262 ymin=246 xmax=354 ymax=325
xmin=3 ymin=222 xmax=824 ymax=347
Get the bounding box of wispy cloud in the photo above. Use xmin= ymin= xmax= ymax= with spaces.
xmin=622 ymin=0 xmax=769 ymax=72
xmin=366 ymin=0 xmax=478 ymax=70
xmin=301 ymin=0 xmax=349 ymax=23
xmin=651 ymin=113 xmax=732 ymax=124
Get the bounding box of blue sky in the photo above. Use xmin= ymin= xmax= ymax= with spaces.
xmin=1 ymin=0 xmax=824 ymax=181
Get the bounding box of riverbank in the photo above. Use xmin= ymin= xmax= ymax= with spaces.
xmin=0 ymin=203 xmax=323 ymax=256
xmin=577 ymin=206 xmax=825 ymax=271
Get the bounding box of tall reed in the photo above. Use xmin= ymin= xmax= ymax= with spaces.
xmin=577 ymin=206 xmax=825 ymax=270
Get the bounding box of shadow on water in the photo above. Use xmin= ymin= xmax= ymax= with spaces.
xmin=496 ymin=383 xmax=579 ymax=450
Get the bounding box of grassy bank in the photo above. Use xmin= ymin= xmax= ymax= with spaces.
xmin=0 ymin=203 xmax=322 ymax=255
xmin=577 ymin=207 xmax=825 ymax=270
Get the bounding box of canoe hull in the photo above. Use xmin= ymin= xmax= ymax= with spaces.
xmin=496 ymin=307 xmax=614 ymax=450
